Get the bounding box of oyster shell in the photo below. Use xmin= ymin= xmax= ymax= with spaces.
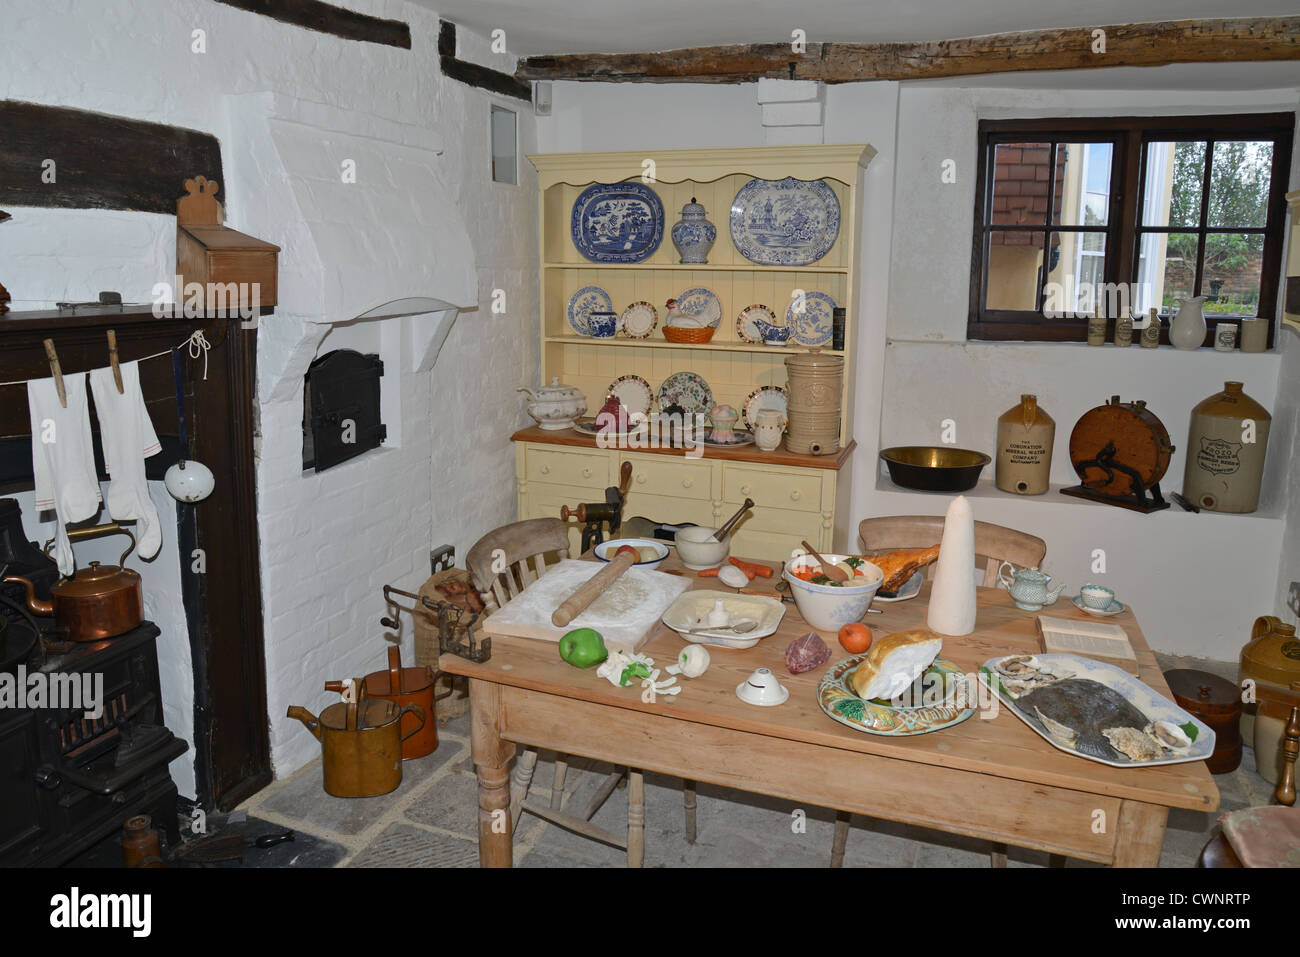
xmin=1102 ymin=726 xmax=1165 ymax=762
xmin=1147 ymin=719 xmax=1192 ymax=753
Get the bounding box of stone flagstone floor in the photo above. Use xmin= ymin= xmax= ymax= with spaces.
xmin=238 ymin=653 xmax=1274 ymax=867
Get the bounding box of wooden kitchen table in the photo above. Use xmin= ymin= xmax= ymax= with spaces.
xmin=440 ymin=553 xmax=1218 ymax=867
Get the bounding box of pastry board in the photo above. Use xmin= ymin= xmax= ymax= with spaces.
xmin=481 ymin=559 xmax=691 ymax=651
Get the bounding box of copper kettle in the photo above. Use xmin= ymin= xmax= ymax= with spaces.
xmin=2 ymin=523 xmax=143 ymax=642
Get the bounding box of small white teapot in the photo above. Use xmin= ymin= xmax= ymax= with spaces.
xmin=998 ymin=562 xmax=1065 ymax=611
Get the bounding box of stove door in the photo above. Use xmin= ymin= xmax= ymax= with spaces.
xmin=0 ymin=711 xmax=48 ymax=862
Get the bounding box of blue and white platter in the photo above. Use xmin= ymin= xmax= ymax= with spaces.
xmin=785 ymin=290 xmax=836 ymax=346
xmin=567 ymin=286 xmax=614 ymax=336
xmin=729 ymin=177 xmax=840 ymax=266
xmin=571 ymin=183 xmax=665 ymax=264
xmin=674 ymin=287 xmax=723 ymax=328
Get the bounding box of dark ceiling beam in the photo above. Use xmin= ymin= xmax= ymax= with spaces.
xmin=516 ymin=17 xmax=1300 ymax=84
xmin=439 ymin=20 xmax=532 ymax=101
xmin=211 ymin=0 xmax=411 ymax=49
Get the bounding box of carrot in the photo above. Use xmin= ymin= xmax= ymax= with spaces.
xmin=729 ymin=557 xmax=772 ymax=578
xmin=792 ymin=566 xmax=818 ymax=581
xmin=697 ymin=567 xmax=721 ymax=577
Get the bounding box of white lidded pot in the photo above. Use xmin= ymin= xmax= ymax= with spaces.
xmin=518 ymin=377 xmax=587 ymax=430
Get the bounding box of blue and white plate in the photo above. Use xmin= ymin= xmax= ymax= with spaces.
xmin=674 ymin=287 xmax=723 ymax=329
xmin=567 ymin=286 xmax=613 ymax=336
xmin=785 ymin=291 xmax=836 ymax=346
xmin=571 ymin=183 xmax=664 ymax=263
xmin=730 ymin=177 xmax=840 ymax=266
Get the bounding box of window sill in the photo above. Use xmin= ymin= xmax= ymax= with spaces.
xmin=889 ymin=337 xmax=1282 ymax=363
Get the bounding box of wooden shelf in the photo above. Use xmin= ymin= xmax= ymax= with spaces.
xmin=543 ymin=262 xmax=851 ymax=274
xmin=543 ymin=335 xmax=843 ymax=356
xmin=513 ymin=426 xmax=855 ymax=470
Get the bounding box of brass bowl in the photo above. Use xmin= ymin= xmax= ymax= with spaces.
xmin=879 ymin=446 xmax=991 ymax=492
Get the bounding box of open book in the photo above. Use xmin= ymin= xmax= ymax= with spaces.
xmin=1036 ymin=615 xmax=1139 ymax=674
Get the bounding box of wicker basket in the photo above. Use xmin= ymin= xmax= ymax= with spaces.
xmin=662 ymin=325 xmax=716 ymax=344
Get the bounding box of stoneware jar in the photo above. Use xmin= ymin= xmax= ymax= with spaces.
xmin=1182 ymin=381 xmax=1270 ymax=513
xmin=752 ymin=407 xmax=787 ymax=452
xmin=995 ymin=394 xmax=1055 ymax=495
xmin=518 ymin=377 xmax=587 ymax=431
xmin=784 ymin=348 xmax=843 ymax=455
xmin=1239 ymin=615 xmax=1300 ymax=745
xmin=670 ymin=196 xmax=716 ymax=264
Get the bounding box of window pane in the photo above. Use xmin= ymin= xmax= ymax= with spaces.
xmin=491 ymin=105 xmax=517 ymax=185
xmin=1208 ymin=141 xmax=1273 ymax=228
xmin=1044 ymin=231 xmax=1108 ymax=317
xmin=985 ymin=230 xmax=1045 ymax=310
xmin=1145 ymin=141 xmax=1206 ymax=227
xmin=1154 ymin=232 xmax=1200 ymax=311
xmin=1057 ymin=142 xmax=1111 ymax=227
xmin=990 ymin=142 xmax=1052 ymax=226
xmin=1203 ymin=232 xmax=1264 ymax=315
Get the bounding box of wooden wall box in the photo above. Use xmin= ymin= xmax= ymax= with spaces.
xmin=177 ymin=224 xmax=279 ymax=310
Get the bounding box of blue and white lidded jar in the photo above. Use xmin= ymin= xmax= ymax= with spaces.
xmin=670 ymin=197 xmax=716 ymax=265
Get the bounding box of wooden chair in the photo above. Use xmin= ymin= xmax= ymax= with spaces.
xmin=1198 ymin=700 xmax=1298 ymax=868
xmin=465 ymin=518 xmax=660 ymax=865
xmin=827 ymin=515 xmax=1049 ymax=868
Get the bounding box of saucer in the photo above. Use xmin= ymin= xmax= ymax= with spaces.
xmin=1072 ymin=594 xmax=1126 ymax=616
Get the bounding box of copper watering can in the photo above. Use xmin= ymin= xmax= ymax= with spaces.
xmin=363 ymin=646 xmax=451 ymax=760
xmin=287 ymin=680 xmax=425 ymax=798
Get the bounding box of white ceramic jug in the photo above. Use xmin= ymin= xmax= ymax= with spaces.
xmin=1170 ymin=296 xmax=1208 ymax=350
xmin=752 ymin=408 xmax=786 ymax=451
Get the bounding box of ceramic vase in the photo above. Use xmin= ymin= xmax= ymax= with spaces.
xmin=671 ymin=197 xmax=716 ymax=265
xmin=926 ymin=496 xmax=977 ymax=636
xmin=1170 ymin=296 xmax=1207 ymax=350
xmin=752 ymin=408 xmax=786 ymax=451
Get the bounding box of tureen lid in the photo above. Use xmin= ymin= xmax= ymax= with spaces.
xmin=531 ymin=376 xmax=582 ymax=397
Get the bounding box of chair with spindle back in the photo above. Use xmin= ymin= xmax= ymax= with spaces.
xmin=826 ymin=515 xmax=1049 ymax=868
xmin=465 ymin=518 xmax=656 ymax=864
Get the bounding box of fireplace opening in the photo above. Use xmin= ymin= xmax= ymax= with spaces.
xmin=302 ymin=349 xmax=387 ymax=472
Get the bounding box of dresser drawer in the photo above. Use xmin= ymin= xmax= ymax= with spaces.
xmin=723 ymin=465 xmax=821 ymax=512
xmin=525 ymin=446 xmax=610 ymax=489
xmin=622 ymin=490 xmax=716 ymax=528
xmin=621 ymin=454 xmax=713 ymax=501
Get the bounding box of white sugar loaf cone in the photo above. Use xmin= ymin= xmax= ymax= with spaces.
xmin=926 ymin=495 xmax=977 ymax=636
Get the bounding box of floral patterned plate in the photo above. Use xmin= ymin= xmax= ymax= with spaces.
xmin=657 ymin=372 xmax=713 ymax=417
xmin=567 ymin=285 xmax=613 ymax=336
xmin=818 ymin=656 xmax=976 ymax=736
xmin=741 ymin=385 xmax=788 ymax=430
xmin=785 ymin=290 xmax=836 ymax=347
xmin=674 ymin=287 xmax=722 ymax=329
xmin=607 ymin=374 xmax=653 ymax=417
xmin=730 ymin=177 xmax=841 ymax=266
xmin=736 ymin=304 xmax=776 ymax=344
xmin=620 ymin=301 xmax=658 ymax=339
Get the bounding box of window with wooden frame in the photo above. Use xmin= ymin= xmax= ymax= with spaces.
xmin=969 ymin=114 xmax=1293 ymax=347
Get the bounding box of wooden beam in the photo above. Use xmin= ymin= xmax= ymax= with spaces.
xmin=212 ymin=0 xmax=411 ymax=49
xmin=440 ymin=20 xmax=532 ymax=101
xmin=0 ymin=100 xmax=223 ymax=213
xmin=516 ymin=17 xmax=1300 ymax=84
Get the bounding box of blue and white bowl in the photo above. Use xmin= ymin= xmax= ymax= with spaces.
xmin=594 ymin=538 xmax=669 ymax=571
xmin=783 ymin=553 xmax=884 ymax=632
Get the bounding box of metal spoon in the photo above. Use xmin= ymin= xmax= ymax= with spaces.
xmin=688 ymin=618 xmax=758 ymax=634
xmin=800 ymin=540 xmax=849 ymax=583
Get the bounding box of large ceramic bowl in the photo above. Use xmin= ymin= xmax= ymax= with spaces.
xmin=594 ymin=538 xmax=669 ymax=571
xmin=783 ymin=553 xmax=884 ymax=632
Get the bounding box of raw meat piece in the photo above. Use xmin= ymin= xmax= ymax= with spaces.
xmin=785 ymin=631 xmax=831 ymax=674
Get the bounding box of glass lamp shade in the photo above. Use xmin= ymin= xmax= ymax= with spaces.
xmin=164 ymin=460 xmax=215 ymax=502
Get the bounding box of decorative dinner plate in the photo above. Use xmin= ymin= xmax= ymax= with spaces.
xmin=872 ymin=570 xmax=924 ymax=603
xmin=978 ymin=654 xmax=1215 ymax=768
xmin=620 ymin=301 xmax=658 ymax=339
xmin=786 ymin=290 xmax=836 ymax=347
xmin=818 ymin=656 xmax=976 ymax=736
xmin=730 ymin=177 xmax=841 ymax=266
xmin=736 ymin=304 xmax=776 ymax=344
xmin=741 ymin=385 xmax=788 ymax=430
xmin=702 ymin=429 xmax=755 ymax=448
xmin=571 ymin=182 xmax=664 ymax=263
xmin=567 ymin=286 xmax=613 ymax=336
xmin=674 ymin=287 xmax=722 ymax=329
xmin=607 ymin=374 xmax=653 ymax=417
xmin=657 ymin=372 xmax=713 ymax=417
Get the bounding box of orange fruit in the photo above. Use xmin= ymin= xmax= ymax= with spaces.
xmin=838 ymin=622 xmax=873 ymax=654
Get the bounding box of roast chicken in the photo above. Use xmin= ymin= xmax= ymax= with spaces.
xmin=869 ymin=545 xmax=941 ymax=594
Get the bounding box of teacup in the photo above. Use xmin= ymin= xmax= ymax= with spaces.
xmin=588 ymin=311 xmax=618 ymax=338
xmin=1079 ymin=583 xmax=1115 ymax=610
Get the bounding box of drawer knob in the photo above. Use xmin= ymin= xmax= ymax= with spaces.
xmin=789 ymin=489 xmax=802 ymax=502
xmin=636 ymin=473 xmax=647 ymax=485
xmin=582 ymin=467 xmax=592 ymax=478
xmin=740 ymin=484 xmax=752 ymax=496
xmin=540 ymin=465 xmax=551 ymax=475
xmin=682 ymin=478 xmax=694 ymax=489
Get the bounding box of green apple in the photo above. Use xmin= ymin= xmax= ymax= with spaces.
xmin=558 ymin=627 xmax=608 ymax=668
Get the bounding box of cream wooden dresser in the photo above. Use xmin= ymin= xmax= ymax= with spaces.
xmin=518 ymin=144 xmax=873 ymax=562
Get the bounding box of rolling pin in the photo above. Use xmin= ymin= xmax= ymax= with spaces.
xmin=551 ymin=549 xmax=638 ymax=627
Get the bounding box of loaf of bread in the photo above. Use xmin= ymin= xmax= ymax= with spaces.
xmin=850 ymin=629 xmax=942 ymax=700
